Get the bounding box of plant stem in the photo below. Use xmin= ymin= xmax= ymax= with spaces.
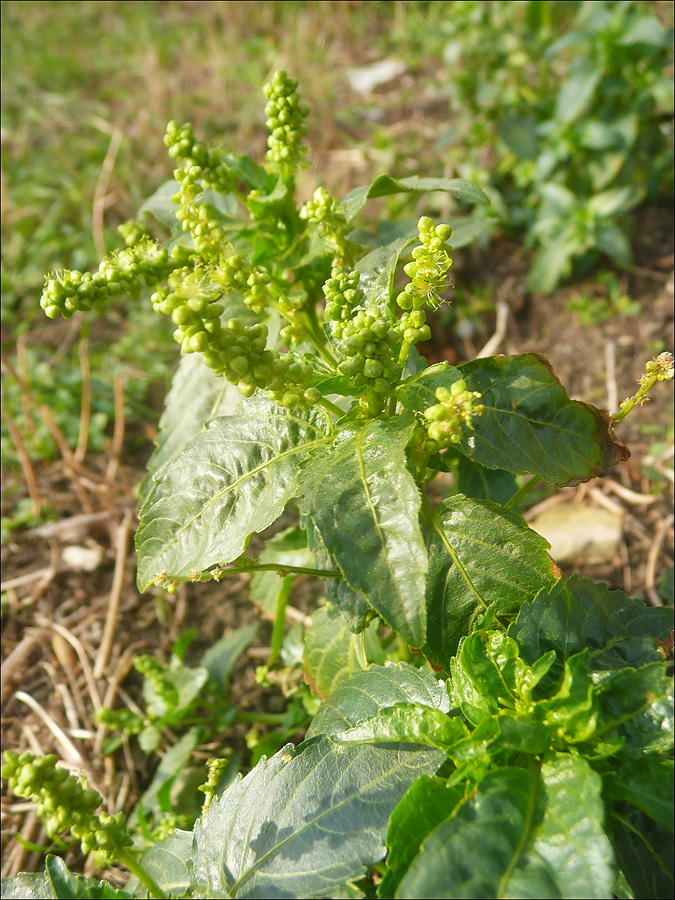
xmin=269 ymin=575 xmax=293 ymax=667
xmin=117 ymin=848 xmax=168 ymax=900
xmin=319 ymin=396 xmax=346 ymax=418
xmin=504 ymin=476 xmax=540 ymax=510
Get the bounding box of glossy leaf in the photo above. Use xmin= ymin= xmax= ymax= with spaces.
xmin=379 ymin=776 xmax=464 ymax=899
xmin=190 ymin=737 xmax=444 ymax=899
xmin=342 ymin=175 xmax=490 ymax=222
xmin=454 ymin=456 xmax=518 ymax=506
xmin=303 ymin=605 xmax=367 ymax=700
xmin=395 ymin=767 xmax=534 ymax=898
xmin=503 ymin=755 xmax=613 ymax=900
xmin=307 ymin=662 xmax=449 ymax=740
xmin=136 ymin=399 xmax=332 ymax=590
xmin=333 ymin=702 xmax=467 ymax=751
xmin=144 ymin=353 xmax=243 ymax=479
xmin=609 ymin=804 xmax=674 ymax=900
xmin=305 ymin=519 xmax=370 ymax=633
xmin=509 ymin=575 xmax=674 ymax=680
xmin=354 ymin=235 xmax=415 ymax=316
xmin=0 ymin=857 xmax=130 ymax=900
xmin=299 ymin=415 xmax=428 ymax=648
xmin=422 ymin=494 xmax=557 ymax=668
xmin=605 ymin=759 xmax=674 ymax=832
xmin=137 ymin=830 xmax=193 ymax=899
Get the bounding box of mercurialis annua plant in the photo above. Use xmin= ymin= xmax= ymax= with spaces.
xmin=11 ymin=70 xmax=671 ymax=900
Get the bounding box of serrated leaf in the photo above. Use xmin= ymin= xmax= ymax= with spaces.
xmin=47 ymin=857 xmax=130 ymax=899
xmin=503 ymin=755 xmax=613 ymax=899
xmin=307 ymin=662 xmax=449 ymax=739
xmin=594 ymin=662 xmax=674 ymax=755
xmin=201 ymin=623 xmax=258 ymax=693
xmin=334 ymin=702 xmax=467 ymax=751
xmin=342 ymin=175 xmax=489 ymax=222
xmin=354 ymin=235 xmax=416 ymax=316
xmin=379 ymin=776 xmax=464 ymax=899
xmin=605 ymin=759 xmax=674 ymax=832
xmin=136 ymin=399 xmax=332 ymax=590
xmin=305 ymin=520 xmax=370 ymax=633
xmin=509 ymin=575 xmax=674 ymax=679
xmin=1 ymin=873 xmax=54 ymax=899
xmin=138 ymin=830 xmax=193 ymax=899
xmin=190 ymin=736 xmax=444 ymax=899
xmin=609 ymin=804 xmax=674 ymax=900
xmin=395 ymin=767 xmax=534 ymax=898
xmin=458 ymin=354 xmax=629 ymax=485
xmin=144 ymin=349 xmax=243 ymax=480
xmin=303 ymin=605 xmax=366 ymax=700
xmin=422 ymin=494 xmax=557 ymax=668
xmin=250 ymin=525 xmax=314 ymax=617
xmin=299 ymin=415 xmax=428 ymax=648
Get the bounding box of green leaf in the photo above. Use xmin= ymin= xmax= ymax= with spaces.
xmin=503 ymin=755 xmax=613 ymax=900
xmin=379 ymin=776 xmax=464 ymax=899
xmin=201 ymin=623 xmax=259 ymax=694
xmin=459 ymin=354 xmax=630 ymax=485
xmin=527 ymin=230 xmax=580 ymax=293
xmin=1 ymin=873 xmax=55 ymax=899
xmin=454 ymin=456 xmax=518 ymax=506
xmin=595 ymin=225 xmax=632 ymax=266
xmin=395 ymin=767 xmax=534 ymax=898
xmin=606 ymin=759 xmax=674 ymax=832
xmin=129 ymin=728 xmax=202 ymax=827
xmin=47 ymin=857 xmax=130 ymax=899
xmin=333 ymin=702 xmax=467 ymax=752
xmin=354 ymin=235 xmax=415 ymax=316
xmin=498 ymin=115 xmax=538 ymax=160
xmin=139 ymin=830 xmax=193 ymax=899
xmin=509 ymin=576 xmax=674 ymax=679
xmin=223 ymin=152 xmax=269 ymax=190
xmin=342 ymin=175 xmax=489 ymax=222
xmin=588 ymin=186 xmax=644 ymax=217
xmin=190 ymin=737 xmax=444 ymax=898
xmin=307 ymin=662 xmax=449 ymax=740
xmin=422 ymin=494 xmax=557 ymax=668
xmin=136 ymin=399 xmax=332 ymax=590
xmin=303 ymin=605 xmax=366 ymax=700
xmin=609 ymin=804 xmax=674 ymax=900
xmin=594 ymin=662 xmax=674 ymax=755
xmin=618 ymin=16 xmax=671 ymax=47
xmin=299 ymin=415 xmax=428 ymax=648
xmin=556 ymin=63 xmax=603 ymax=124
xmin=144 ymin=348 xmax=243 ymax=480
xmin=305 ymin=520 xmax=370 ymax=633
xmin=138 ymin=179 xmax=181 ymax=229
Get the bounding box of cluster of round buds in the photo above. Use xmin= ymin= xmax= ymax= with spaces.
xmin=164 ymin=120 xmax=235 ymax=196
xmin=396 ymin=217 xmax=453 ymax=345
xmin=1 ymin=751 xmax=131 ymax=862
xmin=642 ymin=351 xmax=674 ymax=385
xmin=299 ymin=186 xmax=351 ymax=260
xmin=117 ymin=218 xmax=147 ymax=248
xmin=41 ymin=238 xmax=174 ymax=319
xmin=263 ymin=71 xmax=309 ymax=171
xmin=175 ymin=194 xmax=230 ymax=261
xmin=423 ymin=380 xmax=484 ymax=450
xmin=322 ymin=267 xmax=365 ymax=339
xmin=134 ymin=655 xmax=177 ymax=708
xmin=338 ymin=309 xmax=400 ymax=415
xmin=213 ymin=252 xmax=273 ymax=315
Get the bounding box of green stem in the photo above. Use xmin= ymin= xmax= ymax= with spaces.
xmin=223 ymin=562 xmax=342 ymax=579
xmin=269 ymin=575 xmax=293 ymax=667
xmin=504 ymin=476 xmax=540 ymax=510
xmin=319 ymin=397 xmax=346 ymax=418
xmin=234 ymin=710 xmax=288 ymax=725
xmin=117 ymin=848 xmax=168 ymax=900
xmin=611 ymin=373 xmax=659 ymax=423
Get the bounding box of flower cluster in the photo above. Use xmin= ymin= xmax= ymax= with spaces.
xmin=423 ymin=379 xmax=484 ymax=450
xmin=323 ymin=267 xmax=365 ymax=338
xmin=263 ymin=70 xmax=309 ymax=172
xmin=1 ymin=751 xmax=131 ymax=862
xmin=40 ymin=239 xmax=174 ymax=319
xmin=338 ymin=309 xmax=400 ymax=415
xmin=300 ymin=186 xmax=352 ymax=261
xmin=396 ymin=217 xmax=453 ymax=346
